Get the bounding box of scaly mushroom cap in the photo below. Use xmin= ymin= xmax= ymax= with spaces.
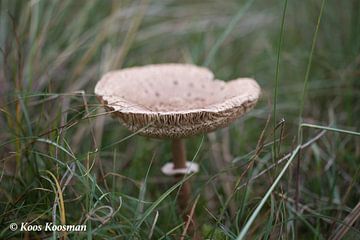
xmin=95 ymin=63 xmax=260 ymax=138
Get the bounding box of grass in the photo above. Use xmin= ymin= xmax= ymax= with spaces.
xmin=0 ymin=0 xmax=360 ymax=239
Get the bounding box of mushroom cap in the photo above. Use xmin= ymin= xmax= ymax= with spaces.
xmin=95 ymin=63 xmax=260 ymax=138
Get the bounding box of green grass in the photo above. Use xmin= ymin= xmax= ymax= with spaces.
xmin=1 ymin=0 xmax=360 ymax=239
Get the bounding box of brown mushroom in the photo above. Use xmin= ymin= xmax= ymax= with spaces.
xmin=95 ymin=63 xmax=260 ymax=237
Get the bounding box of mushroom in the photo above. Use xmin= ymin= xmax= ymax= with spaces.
xmin=95 ymin=63 xmax=260 ymax=236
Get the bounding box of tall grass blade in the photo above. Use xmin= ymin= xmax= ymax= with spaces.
xmin=236 ymin=145 xmax=301 ymax=240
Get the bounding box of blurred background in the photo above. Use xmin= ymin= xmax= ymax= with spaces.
xmin=0 ymin=0 xmax=359 ymax=239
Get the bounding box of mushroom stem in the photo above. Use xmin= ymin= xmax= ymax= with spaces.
xmin=171 ymin=139 xmax=198 ymax=237
xmin=172 ymin=138 xmax=187 ymax=169
xmin=172 ymin=139 xmax=191 ymax=214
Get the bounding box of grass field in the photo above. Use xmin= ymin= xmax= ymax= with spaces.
xmin=0 ymin=0 xmax=359 ymax=239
